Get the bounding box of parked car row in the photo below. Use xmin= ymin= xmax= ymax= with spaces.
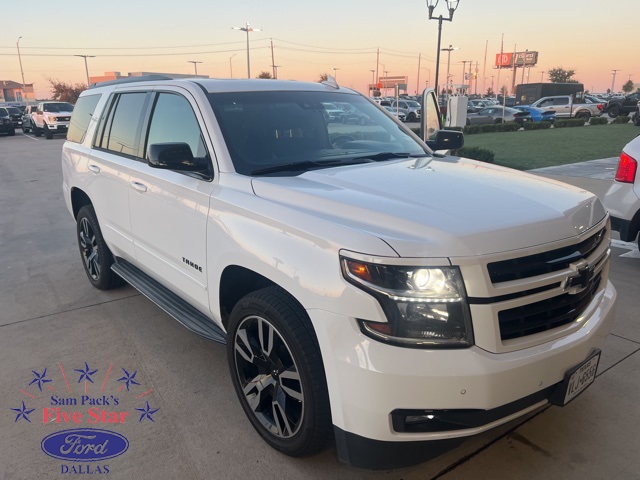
xmin=21 ymin=101 xmax=74 ymax=139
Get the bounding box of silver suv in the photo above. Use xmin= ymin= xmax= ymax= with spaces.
xmin=389 ymin=99 xmax=421 ymax=122
xmin=604 ymin=134 xmax=640 ymax=249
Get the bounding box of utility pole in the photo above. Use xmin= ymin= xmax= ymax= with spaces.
xmin=416 ymin=53 xmax=421 ymax=94
xmin=187 ymin=61 xmax=202 ymax=76
xmin=270 ymin=39 xmax=276 ymax=79
xmin=74 ymin=54 xmax=95 ymax=86
xmin=540 ymin=71 xmax=545 ymax=82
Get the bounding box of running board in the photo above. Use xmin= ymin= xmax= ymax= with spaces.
xmin=111 ymin=258 xmax=226 ymax=345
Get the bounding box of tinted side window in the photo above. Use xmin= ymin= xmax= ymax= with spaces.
xmin=145 ymin=93 xmax=210 ymax=163
xmin=67 ymin=94 xmax=101 ymax=144
xmin=554 ymin=98 xmax=569 ymax=106
xmin=96 ymin=92 xmax=147 ymax=157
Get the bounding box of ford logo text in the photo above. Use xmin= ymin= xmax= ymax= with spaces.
xmin=41 ymin=428 xmax=129 ymax=461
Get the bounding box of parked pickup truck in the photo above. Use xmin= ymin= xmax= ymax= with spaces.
xmin=604 ymin=92 xmax=640 ymax=118
xmin=21 ymin=104 xmax=38 ymax=133
xmin=31 ymin=101 xmax=74 ymax=139
xmin=530 ymin=95 xmax=604 ymax=120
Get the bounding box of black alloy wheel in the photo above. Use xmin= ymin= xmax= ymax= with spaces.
xmin=76 ymin=205 xmax=124 ymax=290
xmin=227 ymin=286 xmax=332 ymax=457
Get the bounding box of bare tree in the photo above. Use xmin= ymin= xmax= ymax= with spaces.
xmin=317 ymin=73 xmax=329 ymax=83
xmin=47 ymin=78 xmax=86 ymax=103
xmin=257 ymin=71 xmax=272 ymax=79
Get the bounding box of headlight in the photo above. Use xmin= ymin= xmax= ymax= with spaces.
xmin=46 ymin=115 xmax=58 ymax=123
xmin=341 ymin=257 xmax=473 ymax=348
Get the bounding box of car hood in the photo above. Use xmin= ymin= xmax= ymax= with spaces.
xmin=251 ymin=157 xmax=606 ymax=258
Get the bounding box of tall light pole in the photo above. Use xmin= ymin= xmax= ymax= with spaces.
xmin=331 ymin=67 xmax=340 ymax=81
xmin=370 ymin=69 xmax=376 ymax=96
xmin=74 ymin=54 xmax=95 ymax=86
xmin=188 ymin=60 xmax=202 ymax=76
xmin=16 ymin=37 xmax=28 ymax=105
xmin=229 ymin=54 xmax=237 ymax=78
xmin=611 ymin=69 xmax=621 ymax=93
xmin=540 ymin=70 xmax=545 ymax=82
xmin=441 ymin=45 xmax=458 ymax=93
xmin=426 ymin=0 xmax=461 ymax=96
xmin=232 ymin=22 xmax=261 ymax=79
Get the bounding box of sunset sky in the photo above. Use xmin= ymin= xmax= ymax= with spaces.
xmin=1 ymin=0 xmax=637 ymax=99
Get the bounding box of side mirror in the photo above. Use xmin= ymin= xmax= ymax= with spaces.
xmin=420 ymin=88 xmax=464 ymax=152
xmin=147 ymin=142 xmax=205 ymax=172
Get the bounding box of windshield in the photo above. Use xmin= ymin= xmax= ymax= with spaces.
xmin=7 ymin=107 xmax=21 ymax=115
xmin=208 ymin=90 xmax=428 ymax=176
xmin=43 ymin=103 xmax=74 ymax=112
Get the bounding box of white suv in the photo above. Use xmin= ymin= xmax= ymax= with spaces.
xmin=604 ymin=134 xmax=640 ymax=249
xmin=62 ymin=76 xmax=616 ymax=469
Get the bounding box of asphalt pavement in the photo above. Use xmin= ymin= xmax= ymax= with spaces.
xmin=1 ymin=133 xmax=639 ymax=480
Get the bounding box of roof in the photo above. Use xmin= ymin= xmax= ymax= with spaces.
xmin=0 ymin=80 xmax=33 ymax=88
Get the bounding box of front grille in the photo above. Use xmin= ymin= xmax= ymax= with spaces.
xmin=487 ymin=228 xmax=605 ymax=283
xmin=59 ymin=116 xmax=71 ymax=121
xmin=498 ymin=273 xmax=602 ymax=341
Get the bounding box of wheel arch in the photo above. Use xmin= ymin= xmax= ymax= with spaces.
xmin=219 ymin=265 xmax=299 ymax=330
xmin=70 ymin=187 xmax=93 ymax=220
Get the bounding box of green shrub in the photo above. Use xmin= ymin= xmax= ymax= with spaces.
xmin=589 ymin=117 xmax=608 ymax=125
xmin=452 ymin=146 xmax=495 ymax=163
xmin=523 ymin=121 xmax=552 ymax=130
xmin=463 ymin=125 xmax=481 ymax=134
xmin=495 ymin=122 xmax=523 ymax=132
xmin=480 ymin=124 xmax=497 ymax=133
xmin=612 ymin=115 xmax=631 ymax=124
xmin=555 ymin=118 xmax=586 ymax=128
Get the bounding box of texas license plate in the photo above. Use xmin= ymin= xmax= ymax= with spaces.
xmin=552 ymin=349 xmax=601 ymax=406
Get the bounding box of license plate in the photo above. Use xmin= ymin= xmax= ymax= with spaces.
xmin=550 ymin=349 xmax=601 ymax=406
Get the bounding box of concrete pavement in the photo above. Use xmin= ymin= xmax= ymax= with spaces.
xmin=1 ymin=134 xmax=638 ymax=480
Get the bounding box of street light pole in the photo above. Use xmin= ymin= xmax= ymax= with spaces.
xmin=370 ymin=69 xmax=376 ymax=96
xmin=232 ymin=22 xmax=261 ymax=79
xmin=16 ymin=37 xmax=28 ymax=105
xmin=441 ymin=45 xmax=458 ymax=93
xmin=188 ymin=60 xmax=202 ymax=76
xmin=229 ymin=54 xmax=236 ymax=78
xmin=74 ymin=54 xmax=95 ymax=86
xmin=331 ymin=67 xmax=339 ymax=81
xmin=611 ymin=69 xmax=621 ymax=93
xmin=426 ymin=0 xmax=461 ymax=97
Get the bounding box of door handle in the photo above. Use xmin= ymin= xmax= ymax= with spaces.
xmin=130 ymin=181 xmax=148 ymax=193
xmin=88 ymin=165 xmax=100 ymax=174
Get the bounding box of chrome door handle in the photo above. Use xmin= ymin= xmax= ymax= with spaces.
xmin=130 ymin=181 xmax=148 ymax=193
xmin=88 ymin=165 xmax=100 ymax=174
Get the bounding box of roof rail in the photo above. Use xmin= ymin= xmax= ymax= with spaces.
xmin=88 ymin=75 xmax=174 ymax=89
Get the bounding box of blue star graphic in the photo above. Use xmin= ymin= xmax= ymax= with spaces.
xmin=29 ymin=368 xmax=52 ymax=392
xmin=11 ymin=401 xmax=35 ymax=423
xmin=74 ymin=362 xmax=98 ymax=384
xmin=117 ymin=368 xmax=140 ymax=391
xmin=135 ymin=401 xmax=159 ymax=423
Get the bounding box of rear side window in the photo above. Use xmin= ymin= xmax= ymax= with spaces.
xmin=67 ymin=94 xmax=101 ymax=144
xmin=95 ymin=92 xmax=148 ymax=158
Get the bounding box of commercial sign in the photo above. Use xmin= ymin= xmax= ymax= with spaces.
xmin=495 ymin=51 xmax=539 ymax=69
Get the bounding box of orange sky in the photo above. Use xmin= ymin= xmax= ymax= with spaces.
xmin=1 ymin=0 xmax=637 ymax=99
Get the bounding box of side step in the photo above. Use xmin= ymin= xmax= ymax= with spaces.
xmin=111 ymin=258 xmax=226 ymax=345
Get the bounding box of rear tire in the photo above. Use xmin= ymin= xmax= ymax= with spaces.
xmin=608 ymin=105 xmax=620 ymax=118
xmin=33 ymin=125 xmax=42 ymax=137
xmin=7 ymin=128 xmax=15 ymax=136
xmin=76 ymin=205 xmax=124 ymax=290
xmin=227 ymin=286 xmax=332 ymax=457
xmin=576 ymin=111 xmax=591 ymax=121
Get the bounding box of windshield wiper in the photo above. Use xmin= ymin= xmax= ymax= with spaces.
xmin=250 ymin=158 xmax=373 ymax=176
xmin=350 ymin=152 xmax=425 ymax=162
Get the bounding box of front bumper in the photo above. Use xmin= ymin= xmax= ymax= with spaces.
xmin=309 ymin=279 xmax=616 ymax=468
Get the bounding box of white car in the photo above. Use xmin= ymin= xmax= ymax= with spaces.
xmin=604 ymin=134 xmax=640 ymax=248
xmin=62 ymin=77 xmax=616 ymax=469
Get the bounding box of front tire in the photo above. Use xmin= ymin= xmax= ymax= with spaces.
xmin=76 ymin=205 xmax=124 ymax=290
xmin=227 ymin=286 xmax=332 ymax=457
xmin=608 ymin=105 xmax=620 ymax=118
xmin=33 ymin=125 xmax=42 ymax=137
xmin=407 ymin=112 xmax=417 ymax=122
xmin=44 ymin=123 xmax=53 ymax=139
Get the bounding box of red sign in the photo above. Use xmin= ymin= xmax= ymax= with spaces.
xmin=495 ymin=53 xmax=513 ymax=67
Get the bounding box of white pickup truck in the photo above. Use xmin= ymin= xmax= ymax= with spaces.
xmin=531 ymin=95 xmax=604 ymax=120
xmin=62 ymin=76 xmax=616 ymax=469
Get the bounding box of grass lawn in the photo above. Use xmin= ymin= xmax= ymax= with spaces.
xmin=461 ymin=123 xmax=639 ymax=170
